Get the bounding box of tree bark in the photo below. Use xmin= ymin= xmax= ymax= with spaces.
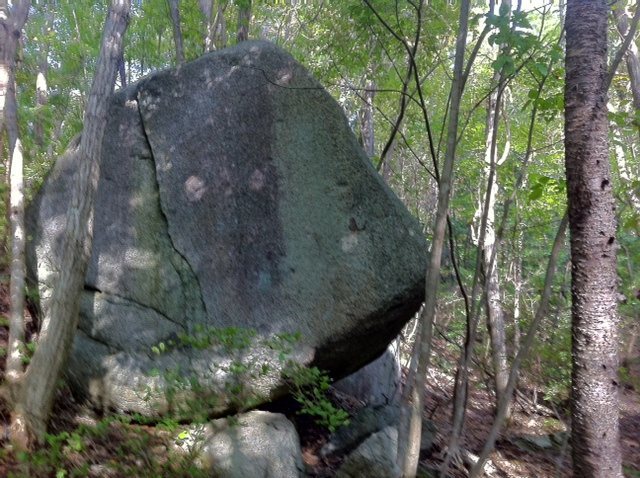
xmin=359 ymin=79 xmax=376 ymax=159
xmin=33 ymin=3 xmax=52 ymax=148
xmin=480 ymin=58 xmax=510 ymax=418
xmin=236 ymin=0 xmax=251 ymax=43
xmin=167 ymin=0 xmax=185 ymax=65
xmin=565 ymin=1 xmax=623 ymax=476
xmin=199 ymin=0 xmax=214 ymax=51
xmin=7 ymin=137 xmax=25 ymax=392
xmin=469 ymin=213 xmax=568 ymax=478
xmin=1 ymin=0 xmax=30 ymax=397
xmin=10 ymin=0 xmax=131 ymax=449
xmin=0 ymin=0 xmax=30 ymax=150
xmin=398 ymin=0 xmax=471 ymax=475
xmin=215 ymin=2 xmax=227 ymax=49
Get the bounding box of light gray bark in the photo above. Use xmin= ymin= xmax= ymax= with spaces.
xmin=199 ymin=0 xmax=214 ymax=51
xmin=236 ymin=0 xmax=251 ymax=43
xmin=167 ymin=0 xmax=185 ymax=65
xmin=480 ymin=58 xmax=510 ymax=418
xmin=1 ymin=0 xmax=30 ymax=396
xmin=200 ymin=0 xmax=226 ymax=51
xmin=469 ymin=213 xmax=568 ymax=478
xmin=613 ymin=2 xmax=640 ymax=109
xmin=359 ymin=79 xmax=376 ymax=159
xmin=565 ymin=1 xmax=623 ymax=476
xmin=10 ymin=0 xmax=131 ymax=449
xmin=399 ymin=0 xmax=472 ymax=475
xmin=33 ymin=3 xmax=52 ymax=147
xmin=7 ymin=138 xmax=25 ymax=391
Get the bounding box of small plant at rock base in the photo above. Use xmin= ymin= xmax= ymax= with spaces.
xmin=148 ymin=327 xmax=350 ymax=432
xmin=283 ymin=362 xmax=350 ymax=432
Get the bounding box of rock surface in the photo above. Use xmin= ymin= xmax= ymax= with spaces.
xmin=321 ymin=403 xmax=435 ymax=459
xmin=174 ymin=411 xmax=304 ymax=478
xmin=333 ymin=342 xmax=402 ymax=407
xmin=335 ymin=426 xmax=401 ymax=478
xmin=27 ymin=40 xmax=426 ymax=416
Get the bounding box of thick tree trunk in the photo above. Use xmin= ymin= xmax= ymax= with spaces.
xmin=167 ymin=0 xmax=185 ymax=65
xmin=10 ymin=0 xmax=131 ymax=449
xmin=117 ymin=53 xmax=126 ymax=88
xmin=565 ymin=1 xmax=623 ymax=476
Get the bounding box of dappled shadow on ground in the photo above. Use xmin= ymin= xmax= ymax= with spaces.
xmin=0 ymin=275 xmax=638 ymax=477
xmin=419 ymin=337 xmax=640 ymax=478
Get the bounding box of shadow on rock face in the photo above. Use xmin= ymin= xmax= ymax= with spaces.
xmin=26 ymin=40 xmax=427 ymax=418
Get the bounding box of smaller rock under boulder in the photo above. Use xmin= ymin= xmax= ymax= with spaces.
xmin=174 ymin=411 xmax=304 ymax=478
xmin=335 ymin=426 xmax=401 ymax=478
xmin=333 ymin=342 xmax=401 ymax=407
xmin=321 ymin=403 xmax=436 ymax=459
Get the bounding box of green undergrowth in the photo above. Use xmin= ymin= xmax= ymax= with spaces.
xmin=0 ymin=415 xmax=209 ymax=478
xmin=149 ymin=325 xmax=350 ymax=432
xmin=0 ymin=326 xmax=351 ymax=477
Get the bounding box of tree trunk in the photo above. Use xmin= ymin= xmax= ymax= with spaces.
xmin=359 ymin=79 xmax=376 ymax=159
xmin=0 ymin=0 xmax=30 ymax=149
xmin=236 ymin=0 xmax=251 ymax=43
xmin=33 ymin=3 xmax=52 ymax=148
xmin=468 ymin=213 xmax=569 ymax=478
xmin=199 ymin=0 xmax=214 ymax=51
xmin=511 ymin=215 xmax=523 ymax=355
xmin=480 ymin=58 xmax=510 ymax=418
xmin=565 ymin=1 xmax=623 ymax=476
xmin=398 ymin=0 xmax=471 ymax=475
xmin=1 ymin=0 xmax=30 ymax=396
xmin=613 ymin=1 xmax=640 ymax=110
xmin=118 ymin=52 xmax=126 ymax=88
xmin=214 ymin=1 xmax=228 ymax=50
xmin=10 ymin=0 xmax=131 ymax=449
xmin=7 ymin=137 xmax=25 ymax=392
xmin=167 ymin=0 xmax=185 ymax=65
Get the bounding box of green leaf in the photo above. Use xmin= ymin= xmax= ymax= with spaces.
xmin=529 ymin=183 xmax=544 ymax=201
xmin=534 ymin=62 xmax=548 ymax=76
xmin=623 ymin=216 xmax=639 ymax=230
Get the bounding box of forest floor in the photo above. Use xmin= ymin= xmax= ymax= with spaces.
xmin=0 ymin=273 xmax=638 ymax=477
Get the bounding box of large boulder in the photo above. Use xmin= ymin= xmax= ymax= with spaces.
xmin=27 ymin=41 xmax=426 ymax=417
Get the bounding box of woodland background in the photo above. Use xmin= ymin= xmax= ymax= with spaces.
xmin=0 ymin=0 xmax=638 ymax=477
